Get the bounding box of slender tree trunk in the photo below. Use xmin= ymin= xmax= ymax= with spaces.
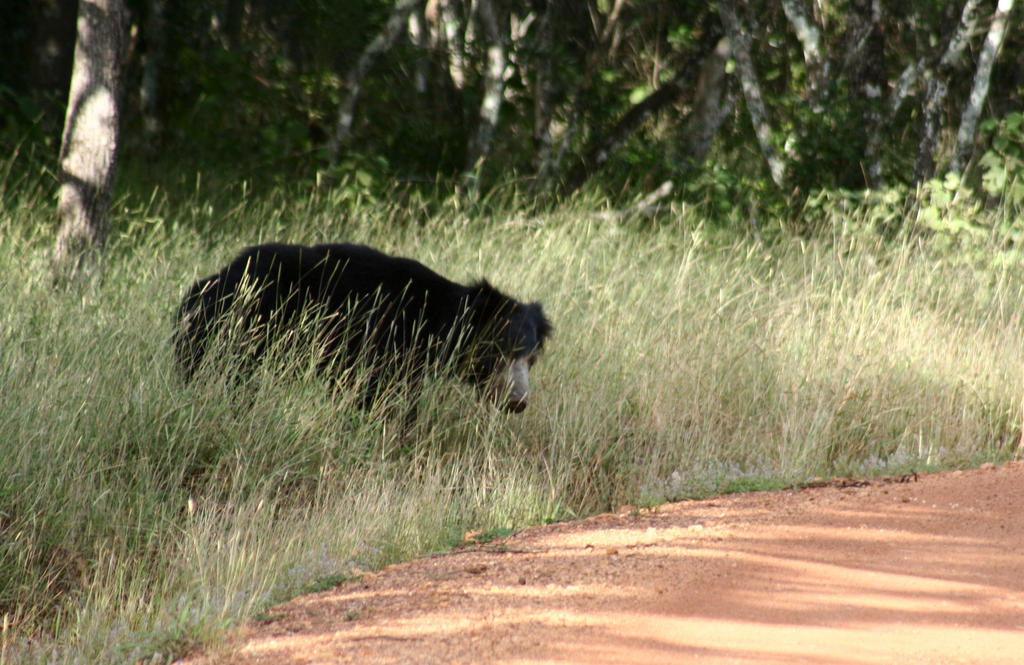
xmin=434 ymin=0 xmax=469 ymax=90
xmin=566 ymin=23 xmax=725 ymax=193
xmin=139 ymin=0 xmax=166 ymax=151
xmin=550 ymin=0 xmax=626 ymax=185
xmin=913 ymin=0 xmax=982 ymax=182
xmin=53 ymin=0 xmax=124 ymax=286
xmin=407 ymin=4 xmax=430 ymax=94
xmin=327 ymin=0 xmax=421 ymax=168
xmin=780 ymin=0 xmax=827 ymax=107
xmin=951 ymin=0 xmax=1015 ymax=175
xmin=683 ymin=37 xmax=733 ymax=171
xmin=844 ymin=0 xmax=886 ymax=187
xmin=565 ymin=75 xmax=689 ymax=193
xmin=718 ymin=0 xmax=786 ymax=189
xmin=531 ymin=2 xmax=556 ymax=190
xmin=463 ymin=0 xmax=509 ymax=187
xmin=221 ymin=0 xmax=246 ymax=50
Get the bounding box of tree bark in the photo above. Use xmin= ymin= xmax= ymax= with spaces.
xmin=463 ymin=0 xmax=509 ymax=187
xmin=407 ymin=3 xmax=430 ymax=94
xmin=951 ymin=0 xmax=1015 ymax=175
xmin=221 ymin=0 xmax=246 ymax=50
xmin=139 ymin=0 xmax=166 ymax=151
xmin=564 ymin=19 xmax=725 ymax=194
xmin=565 ymin=75 xmax=689 ymax=193
xmin=844 ymin=0 xmax=886 ymax=188
xmin=550 ymin=0 xmax=627 ymax=186
xmin=718 ymin=0 xmax=786 ymax=189
xmin=780 ymin=0 xmax=827 ymax=107
xmin=682 ymin=37 xmax=733 ymax=172
xmin=431 ymin=0 xmax=469 ymax=91
xmin=530 ymin=2 xmax=556 ymax=190
xmin=327 ymin=0 xmax=422 ymax=168
xmin=913 ymin=0 xmax=983 ymax=182
xmin=53 ymin=0 xmax=124 ymax=286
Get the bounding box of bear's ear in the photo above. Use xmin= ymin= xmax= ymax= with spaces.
xmin=468 ymin=280 xmax=513 ymax=319
xmin=530 ymin=303 xmax=552 ymax=349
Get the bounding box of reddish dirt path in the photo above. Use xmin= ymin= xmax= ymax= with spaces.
xmin=186 ymin=462 xmax=1024 ymax=664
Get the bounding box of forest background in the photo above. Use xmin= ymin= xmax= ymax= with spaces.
xmin=3 ymin=1 xmax=1024 ymax=663
xmin=5 ymin=0 xmax=1024 ymax=224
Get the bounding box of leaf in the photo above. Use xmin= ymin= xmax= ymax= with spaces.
xmin=980 ymin=152 xmax=1007 ymax=196
xmin=920 ymin=205 xmax=940 ymax=228
xmin=629 ymin=85 xmax=651 ymax=105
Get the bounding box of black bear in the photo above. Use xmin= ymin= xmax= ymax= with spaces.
xmin=174 ymin=242 xmax=551 ymax=415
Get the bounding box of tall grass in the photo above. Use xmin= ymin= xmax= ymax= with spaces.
xmin=1 ymin=182 xmax=1022 ymax=663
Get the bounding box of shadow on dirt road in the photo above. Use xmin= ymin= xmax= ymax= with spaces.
xmin=183 ymin=462 xmax=1024 ymax=665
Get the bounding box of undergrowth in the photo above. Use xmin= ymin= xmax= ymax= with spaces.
xmin=1 ymin=180 xmax=1022 ymax=663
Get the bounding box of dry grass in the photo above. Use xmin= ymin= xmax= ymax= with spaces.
xmin=1 ymin=186 xmax=1021 ymax=663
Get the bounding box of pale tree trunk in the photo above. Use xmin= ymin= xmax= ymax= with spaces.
xmin=566 ymin=23 xmax=724 ymax=193
xmin=531 ymin=2 xmax=556 ymax=190
xmin=53 ymin=0 xmax=124 ymax=286
xmin=327 ymin=0 xmax=422 ymax=168
xmin=407 ymin=4 xmax=430 ymax=94
xmin=843 ymin=0 xmax=887 ymax=187
xmin=463 ymin=0 xmax=509 ymax=187
xmin=780 ymin=0 xmax=827 ymax=107
xmin=432 ymin=0 xmax=469 ymax=91
xmin=913 ymin=0 xmax=983 ymax=182
xmin=718 ymin=0 xmax=786 ymax=189
xmin=551 ymin=0 xmax=627 ymax=184
xmin=683 ymin=37 xmax=733 ymax=171
xmin=951 ymin=0 xmax=1015 ymax=175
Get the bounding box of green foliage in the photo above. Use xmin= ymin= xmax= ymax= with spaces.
xmin=8 ymin=0 xmax=1024 ymax=212
xmin=978 ymin=111 xmax=1024 ymax=206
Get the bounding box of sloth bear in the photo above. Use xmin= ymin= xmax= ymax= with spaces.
xmin=174 ymin=242 xmax=551 ymax=415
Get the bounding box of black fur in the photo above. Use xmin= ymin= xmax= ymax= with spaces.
xmin=174 ymin=243 xmax=551 ymax=413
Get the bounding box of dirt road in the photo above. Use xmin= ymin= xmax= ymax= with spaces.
xmin=186 ymin=462 xmax=1024 ymax=664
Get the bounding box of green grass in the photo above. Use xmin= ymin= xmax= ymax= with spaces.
xmin=1 ymin=181 xmax=1022 ymax=663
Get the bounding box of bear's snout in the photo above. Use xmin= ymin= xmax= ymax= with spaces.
xmin=496 ymin=357 xmax=531 ymax=413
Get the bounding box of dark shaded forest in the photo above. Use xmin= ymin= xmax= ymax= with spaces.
xmin=3 ymin=0 xmax=1023 ymax=222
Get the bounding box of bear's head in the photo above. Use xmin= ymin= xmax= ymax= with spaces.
xmin=465 ymin=282 xmax=552 ymax=413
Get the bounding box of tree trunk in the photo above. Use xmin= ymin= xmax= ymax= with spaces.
xmin=53 ymin=0 xmax=124 ymax=286
xmin=565 ymin=74 xmax=689 ymax=193
xmin=780 ymin=0 xmax=827 ymax=107
xmin=463 ymin=0 xmax=509 ymax=188
xmin=550 ymin=0 xmax=627 ymax=187
xmin=718 ymin=0 xmax=786 ymax=189
xmin=139 ymin=0 xmax=166 ymax=151
xmin=326 ymin=0 xmax=422 ymax=168
xmin=431 ymin=0 xmax=469 ymax=91
xmin=951 ymin=0 xmax=1015 ymax=175
xmin=565 ymin=19 xmax=724 ymax=193
xmin=407 ymin=3 xmax=430 ymax=94
xmin=912 ymin=0 xmax=982 ymax=182
xmin=531 ymin=2 xmax=556 ymax=191
xmin=844 ymin=0 xmax=886 ymax=188
xmin=221 ymin=0 xmax=246 ymax=50
xmin=682 ymin=37 xmax=733 ymax=172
